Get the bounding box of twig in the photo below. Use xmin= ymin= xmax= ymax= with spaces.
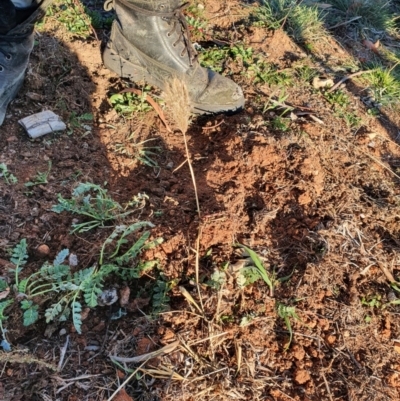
xmin=110 ymin=340 xmax=179 ymax=363
xmin=181 ymin=129 xmax=200 ymax=217
xmin=327 ymin=70 xmax=374 ymax=93
xmin=106 ymin=359 xmax=148 ymax=401
xmin=328 ymin=16 xmax=362 ymax=30
xmin=120 ymin=88 xmax=172 ymax=133
xmin=201 ymin=119 xmax=225 ymax=130
xmin=57 ymin=335 xmax=69 ymax=372
xmin=360 ymin=149 xmax=400 ymax=181
xmin=321 ymin=371 xmax=334 ymax=401
xmin=172 ymin=159 xmax=188 ymax=173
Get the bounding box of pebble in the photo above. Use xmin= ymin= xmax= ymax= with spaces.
xmin=37 ymin=244 xmax=50 ymax=257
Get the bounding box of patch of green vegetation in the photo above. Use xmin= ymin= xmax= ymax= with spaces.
xmin=361 ymin=65 xmax=400 ymax=107
xmin=252 ymin=0 xmax=328 ymax=44
xmin=289 ymin=4 xmax=327 ymax=44
xmin=235 ymin=244 xmax=293 ymax=296
xmin=361 ymin=294 xmax=382 ymax=308
xmin=109 ymin=89 xmax=153 ymax=115
xmin=251 ymin=0 xmax=296 ymax=30
xmin=50 ymin=0 xmax=93 ymax=38
xmin=271 ymin=116 xmax=291 ymax=132
xmin=51 ymin=182 xmax=136 ymax=233
xmin=230 ymin=45 xmax=254 ymax=66
xmin=2 ymin=222 xmax=161 ymax=337
xmin=113 ymin=132 xmax=161 ymax=168
xmin=249 ymin=60 xmax=293 ymax=85
xmin=325 ymin=89 xmax=361 ymax=128
xmin=152 ymin=277 xmax=172 ymax=314
xmin=86 ymin=8 xmax=114 ymax=29
xmin=325 ymin=89 xmax=350 ymax=108
xmin=294 ymin=65 xmax=318 ymax=82
xmin=199 ymin=46 xmax=229 ymax=73
xmin=25 ymin=161 xmax=52 ymax=187
xmin=325 ymin=0 xmax=397 ymax=33
xmin=0 ymin=163 xmax=18 ymax=185
xmin=277 ymin=302 xmax=300 ymax=350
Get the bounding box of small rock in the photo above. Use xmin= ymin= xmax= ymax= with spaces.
xmin=68 ymin=253 xmax=78 ymax=267
xmin=312 ymin=76 xmax=334 ymax=89
xmin=166 ymin=161 xmax=174 ymax=169
xmin=59 ymin=328 xmax=67 ymax=336
xmin=6 ymin=136 xmax=17 ymax=142
xmin=37 ymin=244 xmax=50 ymax=257
xmin=98 ymin=288 xmax=118 ymax=306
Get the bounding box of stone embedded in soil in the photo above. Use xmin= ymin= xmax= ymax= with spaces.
xmin=36 ymin=244 xmax=50 ymax=257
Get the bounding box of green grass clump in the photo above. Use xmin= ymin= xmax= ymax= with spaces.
xmin=252 ymin=0 xmax=328 ymax=44
xmin=361 ymin=66 xmax=400 ymax=106
xmin=326 ymin=0 xmax=397 ymax=33
xmin=252 ymin=0 xmax=297 ymax=30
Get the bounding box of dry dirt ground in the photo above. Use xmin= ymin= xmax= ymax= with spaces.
xmin=1 ymin=0 xmax=400 ymax=400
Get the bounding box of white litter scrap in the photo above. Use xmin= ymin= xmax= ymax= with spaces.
xmin=19 ymin=110 xmax=66 ymax=138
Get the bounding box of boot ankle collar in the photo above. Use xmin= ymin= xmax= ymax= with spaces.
xmin=107 ymin=0 xmax=198 ymax=66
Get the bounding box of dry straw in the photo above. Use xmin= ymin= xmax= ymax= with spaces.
xmin=163 ymin=77 xmax=204 ymax=313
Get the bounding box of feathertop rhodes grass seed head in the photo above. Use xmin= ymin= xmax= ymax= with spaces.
xmin=163 ymin=77 xmax=192 ymax=134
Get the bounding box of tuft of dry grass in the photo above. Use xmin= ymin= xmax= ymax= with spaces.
xmin=163 ymin=77 xmax=192 ymax=136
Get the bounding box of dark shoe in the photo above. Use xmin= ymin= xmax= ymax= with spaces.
xmin=0 ymin=0 xmax=53 ymax=126
xmin=103 ymin=0 xmax=244 ymax=114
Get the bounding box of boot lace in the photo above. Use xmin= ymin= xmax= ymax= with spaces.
xmin=104 ymin=0 xmax=198 ymax=66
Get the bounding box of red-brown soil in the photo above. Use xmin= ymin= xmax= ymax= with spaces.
xmin=1 ymin=1 xmax=400 ymax=401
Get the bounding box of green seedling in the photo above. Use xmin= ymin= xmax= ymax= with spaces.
xmin=25 ymin=161 xmax=52 ymax=187
xmin=271 ymin=116 xmax=291 ymax=132
xmin=235 ymin=244 xmax=294 ymax=296
xmin=277 ymin=303 xmax=300 ymax=350
xmin=52 ymin=182 xmax=135 ymax=232
xmin=6 ymin=222 xmax=161 ymax=334
xmin=295 ymin=65 xmax=318 ymax=83
xmin=199 ymin=47 xmax=229 ymax=73
xmin=236 ymin=245 xmax=275 ymax=295
xmin=207 ymin=269 xmax=227 ymax=291
xmin=52 ymin=0 xmax=92 ymax=38
xmin=230 ymin=45 xmax=254 ymax=66
xmin=153 ymin=278 xmax=172 ymax=314
xmin=0 ymin=163 xmax=18 ymax=185
xmin=109 ymin=89 xmax=153 ymax=115
xmin=324 ymin=89 xmax=350 ymax=108
xmin=114 ymin=137 xmax=161 ymax=168
xmin=248 ymin=60 xmax=292 ymax=86
xmin=361 ymin=294 xmax=382 ymax=308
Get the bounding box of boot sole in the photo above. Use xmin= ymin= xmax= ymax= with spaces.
xmin=103 ymin=24 xmax=244 ymax=115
